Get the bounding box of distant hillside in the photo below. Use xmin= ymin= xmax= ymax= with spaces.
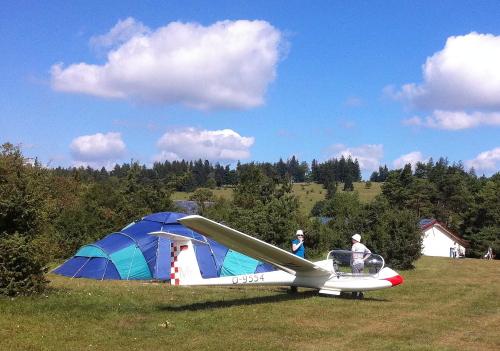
xmin=291 ymin=182 xmax=382 ymax=214
xmin=172 ymin=181 xmax=383 ymax=215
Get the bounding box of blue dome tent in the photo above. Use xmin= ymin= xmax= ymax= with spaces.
xmin=53 ymin=212 xmax=274 ymax=281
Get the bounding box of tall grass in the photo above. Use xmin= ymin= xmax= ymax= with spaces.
xmin=1 ymin=257 xmax=498 ymax=350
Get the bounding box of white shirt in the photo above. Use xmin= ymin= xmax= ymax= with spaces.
xmin=351 ymin=242 xmax=371 ymax=264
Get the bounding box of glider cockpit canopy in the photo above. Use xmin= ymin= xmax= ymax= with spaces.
xmin=327 ymin=250 xmax=385 ymax=276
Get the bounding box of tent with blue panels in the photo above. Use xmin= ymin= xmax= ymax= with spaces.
xmin=53 ymin=212 xmax=274 ymax=280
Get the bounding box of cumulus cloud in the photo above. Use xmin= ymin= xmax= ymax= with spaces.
xmin=390 ymin=32 xmax=500 ymax=110
xmin=465 ymin=147 xmax=500 ymax=173
xmin=402 ymin=110 xmax=500 ymax=130
xmin=393 ymin=151 xmax=424 ymax=170
xmin=70 ymin=132 xmax=126 ymax=168
xmin=325 ymin=143 xmax=384 ymax=171
xmin=152 ymin=127 xmax=254 ymax=164
xmin=51 ymin=18 xmax=286 ymax=110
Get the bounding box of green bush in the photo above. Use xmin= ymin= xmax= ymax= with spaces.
xmin=0 ymin=233 xmax=49 ymax=297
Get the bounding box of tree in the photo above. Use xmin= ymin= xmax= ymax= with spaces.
xmin=362 ymin=197 xmax=422 ymax=270
xmin=325 ymin=181 xmax=338 ymax=200
xmin=406 ymin=178 xmax=438 ymax=219
xmin=370 ymin=165 xmax=389 ymax=182
xmin=468 ymin=227 xmax=500 ymax=258
xmin=0 ymin=233 xmax=49 ymax=296
xmin=189 ymin=188 xmax=215 ymax=203
xmin=321 ymin=192 xmax=363 ymax=221
xmin=382 ymin=165 xmax=414 ymax=208
xmin=310 ymin=200 xmax=326 ymax=217
xmin=0 ymin=144 xmax=56 ymax=295
xmin=287 ymin=155 xmax=299 ymax=182
xmin=343 ymin=174 xmax=354 ymax=191
xmin=275 ymin=158 xmax=287 ymax=178
xmin=311 ymin=159 xmax=319 ymax=182
xmin=461 ymin=178 xmax=500 ymax=256
xmin=206 ymin=174 xmax=217 ymax=189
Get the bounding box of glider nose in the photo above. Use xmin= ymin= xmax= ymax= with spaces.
xmin=384 ymin=275 xmax=404 ymax=286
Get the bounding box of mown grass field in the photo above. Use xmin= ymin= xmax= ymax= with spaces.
xmin=172 ymin=182 xmax=382 ymax=215
xmin=2 ymin=257 xmax=499 ymax=350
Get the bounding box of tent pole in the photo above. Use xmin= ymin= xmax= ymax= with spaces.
xmin=153 ymin=237 xmax=159 ymax=279
xmin=202 ymin=235 xmax=223 ymax=276
xmin=127 ymin=245 xmax=138 ymax=280
xmin=71 ymin=257 xmax=91 ymax=279
xmin=101 ymin=259 xmax=110 ymax=281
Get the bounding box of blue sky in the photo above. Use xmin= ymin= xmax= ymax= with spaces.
xmin=2 ymin=1 xmax=500 ymax=179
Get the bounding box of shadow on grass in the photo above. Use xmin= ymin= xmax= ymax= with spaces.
xmin=274 ymin=287 xmax=391 ymax=303
xmin=159 ymin=289 xmax=317 ymax=312
xmin=159 ymin=289 xmax=388 ymax=312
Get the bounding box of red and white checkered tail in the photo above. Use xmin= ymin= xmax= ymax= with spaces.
xmin=169 ymin=239 xmax=203 ymax=285
xmin=148 ymin=231 xmax=205 ymax=286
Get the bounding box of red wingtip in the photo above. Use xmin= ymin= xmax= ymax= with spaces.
xmin=384 ymin=275 xmax=404 ymax=286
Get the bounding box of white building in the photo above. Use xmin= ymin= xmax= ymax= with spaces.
xmin=420 ymin=219 xmax=469 ymax=258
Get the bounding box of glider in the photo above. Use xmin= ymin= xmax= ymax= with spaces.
xmin=149 ymin=215 xmax=403 ymax=298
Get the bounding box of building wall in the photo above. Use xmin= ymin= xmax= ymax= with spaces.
xmin=421 ymin=226 xmax=465 ymax=257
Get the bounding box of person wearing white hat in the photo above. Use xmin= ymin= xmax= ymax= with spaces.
xmin=290 ymin=229 xmax=305 ymax=293
xmin=350 ymin=233 xmax=371 ymax=299
xmin=291 ymin=229 xmax=305 ymax=258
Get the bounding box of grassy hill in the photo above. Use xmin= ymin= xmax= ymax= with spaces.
xmin=2 ymin=257 xmax=498 ymax=350
xmin=172 ymin=182 xmax=383 ymax=215
xmin=290 ymin=181 xmax=382 ymax=215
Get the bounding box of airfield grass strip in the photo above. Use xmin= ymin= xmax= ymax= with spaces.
xmin=1 ymin=256 xmax=499 ymax=350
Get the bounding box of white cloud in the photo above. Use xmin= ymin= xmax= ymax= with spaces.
xmin=152 ymin=127 xmax=254 ymax=164
xmin=402 ymin=110 xmax=500 ymax=130
xmin=51 ymin=19 xmax=285 ymax=111
xmin=325 ymin=143 xmax=384 ymax=171
xmin=465 ymin=147 xmax=500 ymax=173
xmin=89 ymin=17 xmax=151 ymax=49
xmin=70 ymin=132 xmax=126 ymax=168
xmin=390 ymin=32 xmax=500 ymax=110
xmin=393 ymin=151 xmax=424 ymax=170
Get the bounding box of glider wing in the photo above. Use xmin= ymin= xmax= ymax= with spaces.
xmin=178 ymin=215 xmax=331 ymax=277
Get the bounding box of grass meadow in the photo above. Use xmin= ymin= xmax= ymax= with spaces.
xmin=1 ymin=257 xmax=499 ymax=350
xmin=172 ymin=181 xmax=383 ymax=215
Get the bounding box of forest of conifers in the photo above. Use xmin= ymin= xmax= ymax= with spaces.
xmin=1 ymin=142 xmax=499 ymax=295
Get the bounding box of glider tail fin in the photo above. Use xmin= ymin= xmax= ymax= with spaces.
xmin=169 ymin=238 xmax=204 ymax=286
xmin=148 ymin=231 xmax=204 ymax=286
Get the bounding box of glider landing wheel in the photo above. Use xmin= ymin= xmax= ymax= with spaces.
xmin=348 ymin=292 xmax=365 ymax=299
xmin=290 ymin=286 xmax=298 ymax=293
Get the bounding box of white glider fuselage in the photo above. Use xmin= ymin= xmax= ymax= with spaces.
xmin=149 ymin=215 xmax=403 ymax=296
xmin=178 ymin=261 xmax=400 ymax=293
